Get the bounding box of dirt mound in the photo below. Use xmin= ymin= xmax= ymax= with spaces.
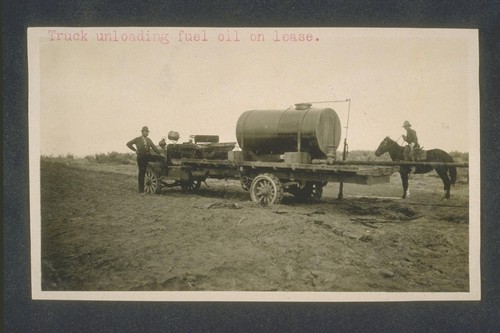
xmin=341 ymin=200 xmax=420 ymax=221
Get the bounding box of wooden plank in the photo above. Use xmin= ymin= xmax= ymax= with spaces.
xmin=181 ymin=158 xmax=468 ymax=168
xmin=327 ymin=160 xmax=469 ymax=168
xmin=180 ymin=158 xmax=398 ymax=179
xmin=348 ymin=195 xmax=402 ymax=200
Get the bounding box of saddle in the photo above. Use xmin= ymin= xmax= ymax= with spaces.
xmin=403 ymin=146 xmax=427 ymax=161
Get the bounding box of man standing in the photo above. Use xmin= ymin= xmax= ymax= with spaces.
xmin=126 ymin=126 xmax=162 ymax=193
xmin=402 ymin=120 xmax=420 ymax=172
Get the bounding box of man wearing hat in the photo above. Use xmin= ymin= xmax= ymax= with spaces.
xmin=402 ymin=121 xmax=420 ymax=172
xmin=126 ymin=126 xmax=162 ymax=193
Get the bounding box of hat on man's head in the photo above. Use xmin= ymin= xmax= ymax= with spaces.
xmin=141 ymin=126 xmax=150 ymax=132
xmin=402 ymin=121 xmax=411 ymax=127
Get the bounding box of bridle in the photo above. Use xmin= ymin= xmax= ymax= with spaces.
xmin=394 ymin=135 xmax=403 ymax=146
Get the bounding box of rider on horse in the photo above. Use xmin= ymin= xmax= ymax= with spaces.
xmin=402 ymin=121 xmax=419 ymax=172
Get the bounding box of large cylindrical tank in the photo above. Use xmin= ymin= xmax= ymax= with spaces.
xmin=236 ymin=103 xmax=342 ymax=159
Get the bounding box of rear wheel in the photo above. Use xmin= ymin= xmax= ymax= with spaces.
xmin=180 ymin=180 xmax=202 ymax=192
xmin=291 ymin=181 xmax=324 ymax=202
xmin=250 ymin=173 xmax=283 ymax=206
xmin=144 ymin=166 xmax=162 ymax=194
xmin=308 ymin=182 xmax=324 ymax=201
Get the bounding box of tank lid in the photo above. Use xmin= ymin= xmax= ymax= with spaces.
xmin=295 ymin=103 xmax=312 ymax=110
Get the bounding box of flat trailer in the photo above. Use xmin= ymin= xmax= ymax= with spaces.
xmin=144 ymin=156 xmax=398 ymax=206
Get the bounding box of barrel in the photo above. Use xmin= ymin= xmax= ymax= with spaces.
xmin=235 ymin=103 xmax=342 ymax=159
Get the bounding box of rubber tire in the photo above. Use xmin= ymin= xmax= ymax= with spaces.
xmin=250 ymin=173 xmax=283 ymax=206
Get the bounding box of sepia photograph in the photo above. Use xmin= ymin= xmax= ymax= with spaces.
xmin=28 ymin=27 xmax=480 ymax=301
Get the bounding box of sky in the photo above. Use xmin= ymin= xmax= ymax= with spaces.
xmin=30 ymin=28 xmax=479 ymax=157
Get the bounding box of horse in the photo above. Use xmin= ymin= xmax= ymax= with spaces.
xmin=375 ymin=137 xmax=457 ymax=199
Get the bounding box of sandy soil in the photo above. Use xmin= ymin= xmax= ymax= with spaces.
xmin=40 ymin=159 xmax=469 ymax=292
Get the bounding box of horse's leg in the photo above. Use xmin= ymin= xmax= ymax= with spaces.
xmin=400 ymin=171 xmax=409 ymax=199
xmin=436 ymin=167 xmax=451 ymax=199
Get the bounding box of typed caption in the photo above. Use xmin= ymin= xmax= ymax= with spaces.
xmin=48 ymin=29 xmax=320 ymax=45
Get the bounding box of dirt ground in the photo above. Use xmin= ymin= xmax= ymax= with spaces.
xmin=40 ymin=159 xmax=470 ymax=292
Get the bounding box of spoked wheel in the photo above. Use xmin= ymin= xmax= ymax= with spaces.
xmin=144 ymin=166 xmax=162 ymax=194
xmin=180 ymin=180 xmax=202 ymax=192
xmin=291 ymin=181 xmax=324 ymax=202
xmin=250 ymin=173 xmax=283 ymax=206
xmin=240 ymin=176 xmax=253 ymax=191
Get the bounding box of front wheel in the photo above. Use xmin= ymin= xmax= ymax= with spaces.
xmin=250 ymin=173 xmax=283 ymax=207
xmin=144 ymin=166 xmax=162 ymax=194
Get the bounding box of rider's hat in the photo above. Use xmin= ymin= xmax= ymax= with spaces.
xmin=141 ymin=126 xmax=150 ymax=132
xmin=402 ymin=121 xmax=411 ymax=127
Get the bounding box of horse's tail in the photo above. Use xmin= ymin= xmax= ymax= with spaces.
xmin=449 ymin=166 xmax=457 ymax=185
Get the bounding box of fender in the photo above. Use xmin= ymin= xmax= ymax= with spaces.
xmin=147 ymin=161 xmax=164 ymax=175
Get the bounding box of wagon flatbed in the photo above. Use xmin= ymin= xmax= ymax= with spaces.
xmin=178 ymin=157 xmax=398 ymax=193
xmin=150 ymin=152 xmax=467 ymax=205
xmin=172 ymin=158 xmax=398 ymax=205
xmin=181 ymin=158 xmax=397 ymax=181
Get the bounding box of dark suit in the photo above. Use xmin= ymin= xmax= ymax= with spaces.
xmin=126 ymin=136 xmax=162 ymax=193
